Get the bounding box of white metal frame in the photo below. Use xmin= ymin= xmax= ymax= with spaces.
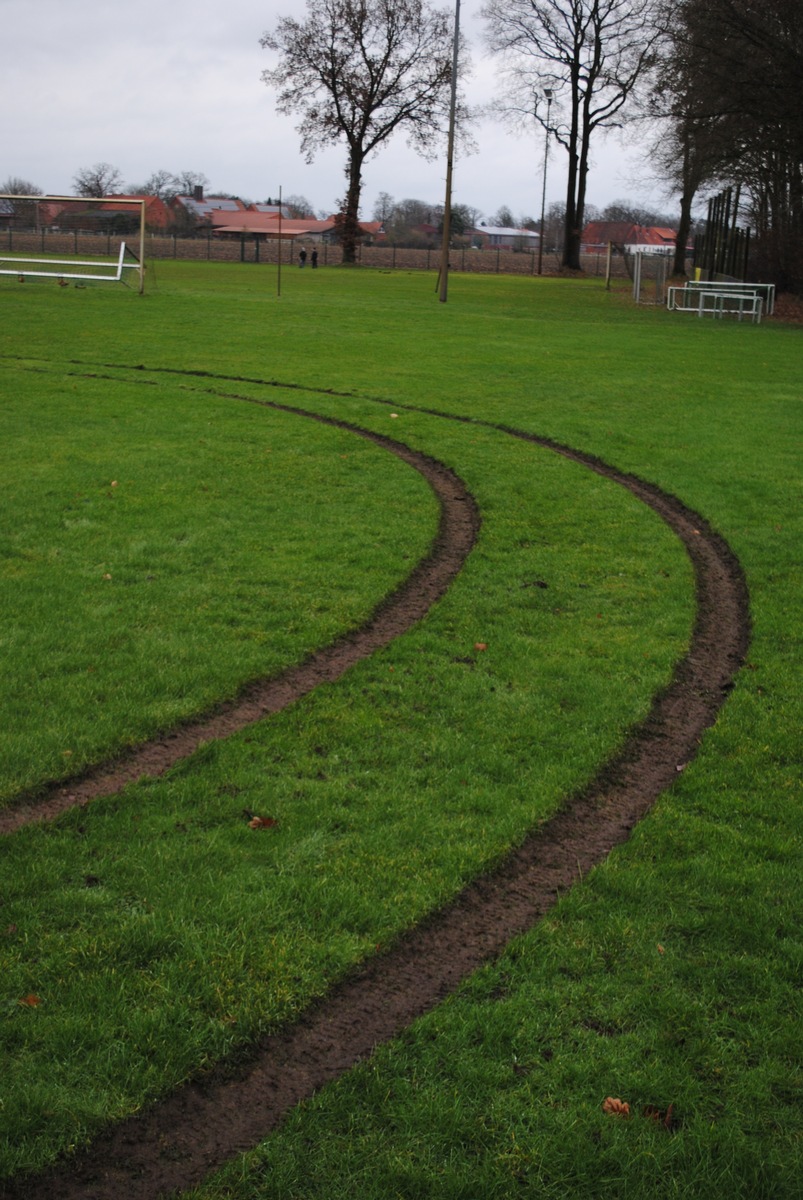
xmin=682 ymin=279 xmax=775 ymax=315
xmin=631 ymin=249 xmax=669 ymax=305
xmin=666 ymin=285 xmax=763 ymax=324
xmin=0 ymin=195 xmax=146 ymax=293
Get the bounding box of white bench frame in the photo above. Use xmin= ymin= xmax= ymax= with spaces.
xmin=682 ymin=279 xmax=775 ymax=315
xmin=667 ymin=285 xmax=764 ymax=324
xmin=0 ymin=241 xmax=140 ymax=285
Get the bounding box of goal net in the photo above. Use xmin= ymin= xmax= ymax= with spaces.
xmin=0 ymin=195 xmax=146 ymax=292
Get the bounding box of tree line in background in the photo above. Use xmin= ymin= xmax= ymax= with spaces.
xmin=649 ymin=0 xmax=803 ymax=289
xmin=4 ymin=0 xmax=801 ymax=287
xmin=480 ymin=0 xmax=802 ymax=286
xmin=0 ymin=170 xmax=682 ymax=256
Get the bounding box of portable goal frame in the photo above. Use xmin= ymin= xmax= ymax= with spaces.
xmin=0 ymin=195 xmax=146 ymax=293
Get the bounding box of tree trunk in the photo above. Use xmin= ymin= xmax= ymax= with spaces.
xmin=562 ymin=59 xmax=589 ymax=272
xmin=569 ymin=113 xmax=592 ymax=272
xmin=562 ymin=64 xmax=581 ymax=270
xmin=672 ymin=134 xmax=696 ymax=277
xmin=674 ymin=188 xmax=694 ymax=277
xmin=340 ymin=152 xmax=364 ymax=265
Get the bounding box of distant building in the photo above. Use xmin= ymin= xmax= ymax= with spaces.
xmin=0 ymin=194 xmax=170 ymax=232
xmin=471 ymin=224 xmax=540 ymax=250
xmin=250 ymin=203 xmax=293 ymax=219
xmin=581 ymin=221 xmax=677 ymax=254
xmin=171 ymin=191 xmax=383 ymax=245
xmin=101 ymin=195 xmax=171 ymax=230
xmin=170 ymin=191 xmax=249 ymax=225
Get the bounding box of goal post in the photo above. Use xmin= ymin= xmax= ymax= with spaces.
xmin=0 ymin=195 xmax=146 ymax=293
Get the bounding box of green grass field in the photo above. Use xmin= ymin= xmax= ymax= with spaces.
xmin=0 ymin=261 xmax=800 ymax=1197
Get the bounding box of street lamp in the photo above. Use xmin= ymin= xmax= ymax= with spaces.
xmin=537 ymin=88 xmax=553 ymax=277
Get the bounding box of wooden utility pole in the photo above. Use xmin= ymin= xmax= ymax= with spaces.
xmin=438 ymin=0 xmax=461 ymax=304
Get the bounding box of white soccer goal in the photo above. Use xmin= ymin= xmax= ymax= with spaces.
xmin=0 ymin=195 xmax=146 ymax=293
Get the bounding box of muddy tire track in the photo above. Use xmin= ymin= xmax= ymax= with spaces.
xmin=0 ymin=403 xmax=479 ymax=835
xmin=0 ymin=384 xmax=750 ymax=1200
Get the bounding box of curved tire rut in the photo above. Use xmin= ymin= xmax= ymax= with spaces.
xmin=0 ymin=405 xmax=479 ymax=836
xmin=0 ymin=384 xmax=750 ymax=1200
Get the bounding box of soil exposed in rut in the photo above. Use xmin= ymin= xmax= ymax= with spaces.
xmin=0 ymin=395 xmax=751 ymax=1200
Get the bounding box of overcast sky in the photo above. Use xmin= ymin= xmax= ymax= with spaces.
xmin=2 ymin=0 xmax=667 ymax=222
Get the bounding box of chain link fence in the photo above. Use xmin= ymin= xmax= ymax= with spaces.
xmin=1 ymin=227 xmax=634 ymax=279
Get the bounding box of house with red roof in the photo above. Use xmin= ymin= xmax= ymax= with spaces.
xmin=582 ymin=221 xmax=677 ymax=253
xmin=101 ymin=195 xmax=171 ymax=229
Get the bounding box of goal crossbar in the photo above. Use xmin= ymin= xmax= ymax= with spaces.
xmin=0 ymin=195 xmax=146 ymax=292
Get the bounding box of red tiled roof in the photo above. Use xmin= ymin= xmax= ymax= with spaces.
xmin=582 ymin=221 xmax=677 ymax=246
xmin=102 ymin=195 xmax=170 ymax=228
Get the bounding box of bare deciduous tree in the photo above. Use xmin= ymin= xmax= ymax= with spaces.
xmin=482 ymin=0 xmax=665 ymax=269
xmin=72 ymin=162 xmax=123 ymax=197
xmin=260 ymin=0 xmax=467 ymax=263
xmin=1 ymin=177 xmax=43 ymax=196
xmin=373 ymin=191 xmax=396 ymax=223
xmin=133 ymin=170 xmax=182 ymax=200
xmin=283 ymin=193 xmax=317 ymax=218
xmin=172 ymin=171 xmax=210 ymax=197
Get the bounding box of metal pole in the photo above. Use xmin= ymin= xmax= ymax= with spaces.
xmin=438 ymin=0 xmax=461 ymax=304
xmin=277 ymin=185 xmax=282 ymax=298
xmin=138 ymin=199 xmax=146 ymax=293
xmin=537 ymin=91 xmax=553 ymax=276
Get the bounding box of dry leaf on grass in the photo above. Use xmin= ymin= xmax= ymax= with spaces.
xmin=643 ymin=1103 xmax=676 ymax=1129
xmin=19 ymin=994 xmax=42 ymax=1007
xmin=248 ymin=816 xmax=278 ymax=830
xmin=602 ymin=1097 xmax=630 ymax=1116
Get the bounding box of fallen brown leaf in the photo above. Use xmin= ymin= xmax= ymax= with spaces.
xmin=602 ymin=1097 xmax=630 ymax=1116
xmin=643 ymin=1102 xmax=675 ymax=1129
xmin=248 ymin=816 xmax=278 ymax=830
xmin=19 ymin=994 xmax=42 ymax=1007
